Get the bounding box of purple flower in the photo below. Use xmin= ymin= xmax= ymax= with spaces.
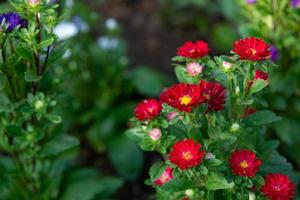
xmin=0 ymin=13 xmax=27 ymax=32
xmin=246 ymin=0 xmax=257 ymax=4
xmin=270 ymin=45 xmax=279 ymax=61
xmin=291 ymin=0 xmax=300 ymax=8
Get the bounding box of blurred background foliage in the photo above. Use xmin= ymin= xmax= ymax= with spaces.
xmin=0 ymin=0 xmax=299 ymax=199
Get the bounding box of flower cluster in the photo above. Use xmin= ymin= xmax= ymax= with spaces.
xmin=127 ymin=37 xmax=296 ymax=200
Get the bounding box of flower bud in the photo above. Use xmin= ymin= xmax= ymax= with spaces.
xmin=148 ymin=128 xmax=161 ymax=141
xmin=167 ymin=111 xmax=179 ymax=121
xmin=205 ymin=152 xmax=215 ymax=160
xmin=186 ymin=62 xmax=203 ymax=76
xmin=249 ymin=192 xmax=256 ymax=200
xmin=185 ymin=189 xmax=194 ymax=197
xmin=154 ymin=167 xmax=173 ymax=186
xmin=222 ymin=61 xmax=232 ymax=72
xmin=230 ymin=123 xmax=240 ymax=132
xmin=34 ymin=100 xmax=44 ymax=112
xmin=28 ymin=0 xmax=41 ymax=6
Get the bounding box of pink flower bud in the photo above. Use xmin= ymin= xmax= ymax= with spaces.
xmin=154 ymin=167 xmax=173 ymax=186
xmin=148 ymin=128 xmax=161 ymax=141
xmin=186 ymin=62 xmax=203 ymax=76
xmin=222 ymin=61 xmax=232 ymax=71
xmin=29 ymin=0 xmax=40 ymax=6
xmin=167 ymin=111 xmax=179 ymax=121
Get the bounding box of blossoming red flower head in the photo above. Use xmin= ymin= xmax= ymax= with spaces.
xmin=169 ymin=139 xmax=205 ymax=170
xmin=199 ymin=80 xmax=226 ymax=111
xmin=177 ymin=40 xmax=210 ymax=59
xmin=261 ymin=174 xmax=295 ymax=200
xmin=229 ymin=149 xmax=262 ymax=177
xmin=159 ymin=83 xmax=204 ymax=112
xmin=233 ymin=37 xmax=270 ymax=61
xmin=154 ymin=167 xmax=174 ymax=186
xmin=134 ymin=99 xmax=162 ymax=121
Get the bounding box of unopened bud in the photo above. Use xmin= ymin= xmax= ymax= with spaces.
xmin=148 ymin=128 xmax=161 ymax=141
xmin=185 ymin=189 xmax=194 ymax=197
xmin=34 ymin=100 xmax=44 ymax=112
xmin=222 ymin=61 xmax=232 ymax=72
xmin=186 ymin=62 xmax=203 ymax=76
xmin=230 ymin=123 xmax=240 ymax=132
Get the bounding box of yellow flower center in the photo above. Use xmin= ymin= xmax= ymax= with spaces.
xmin=250 ymin=48 xmax=257 ymax=55
xmin=240 ymin=160 xmax=249 ymax=168
xmin=182 ymin=151 xmax=193 ymax=160
xmin=180 ymin=95 xmax=192 ymax=105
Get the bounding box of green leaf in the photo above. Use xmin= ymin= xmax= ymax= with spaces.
xmin=175 ymin=66 xmax=195 ymax=84
xmin=60 ymin=177 xmax=123 ymax=200
xmin=205 ymin=173 xmax=234 ymax=190
xmin=37 ymin=37 xmax=55 ymax=50
xmin=249 ymin=79 xmax=268 ymax=94
xmin=131 ymin=66 xmax=171 ymax=97
xmin=39 ymin=134 xmax=79 ymax=158
xmin=107 ymin=135 xmax=144 ymax=180
xmin=24 ymin=69 xmax=42 ymax=82
xmin=15 ymin=44 xmax=33 ymax=60
xmin=261 ymin=151 xmax=299 ymax=184
xmin=162 ymin=178 xmax=196 ymax=192
xmin=244 ymin=110 xmax=282 ymax=126
xmin=45 ymin=114 xmax=62 ymax=124
xmin=5 ymin=125 xmax=22 ymax=136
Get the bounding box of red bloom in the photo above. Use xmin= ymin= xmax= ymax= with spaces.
xmin=169 ymin=139 xmax=205 ymax=170
xmin=261 ymin=174 xmax=295 ymax=200
xmin=134 ymin=99 xmax=162 ymax=121
xmin=159 ymin=83 xmax=204 ymax=112
xmin=154 ymin=167 xmax=174 ymax=186
xmin=199 ymin=80 xmax=226 ymax=111
xmin=233 ymin=37 xmax=270 ymax=61
xmin=254 ymin=70 xmax=269 ymax=80
xmin=177 ymin=40 xmax=210 ymax=58
xmin=229 ymin=149 xmax=262 ymax=177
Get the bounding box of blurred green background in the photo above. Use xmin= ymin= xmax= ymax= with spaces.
xmin=0 ymin=0 xmax=299 ymax=199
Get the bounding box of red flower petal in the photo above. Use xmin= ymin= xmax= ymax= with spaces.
xmin=134 ymin=99 xmax=162 ymax=121
xmin=169 ymin=139 xmax=205 ymax=170
xmin=233 ymin=37 xmax=270 ymax=61
xmin=177 ymin=40 xmax=210 ymax=58
xmin=261 ymin=174 xmax=295 ymax=200
xmin=229 ymin=149 xmax=262 ymax=177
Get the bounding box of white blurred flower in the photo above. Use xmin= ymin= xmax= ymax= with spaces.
xmin=54 ymin=22 xmax=78 ymax=40
xmin=105 ymin=18 xmax=118 ymax=30
xmin=97 ymin=36 xmax=119 ymax=50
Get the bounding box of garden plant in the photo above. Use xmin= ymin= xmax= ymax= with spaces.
xmin=127 ymin=38 xmax=299 ymax=199
xmin=0 ymin=0 xmax=124 ymax=199
xmin=238 ymin=0 xmax=300 ymax=168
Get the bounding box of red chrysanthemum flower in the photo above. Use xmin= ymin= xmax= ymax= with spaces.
xmin=159 ymin=83 xmax=204 ymax=112
xmin=154 ymin=167 xmax=174 ymax=186
xmin=169 ymin=139 xmax=205 ymax=170
xmin=233 ymin=37 xmax=270 ymax=61
xmin=199 ymin=80 xmax=226 ymax=111
xmin=254 ymin=70 xmax=269 ymax=80
xmin=177 ymin=40 xmax=210 ymax=58
xmin=229 ymin=149 xmax=262 ymax=177
xmin=261 ymin=174 xmax=295 ymax=200
xmin=134 ymin=99 xmax=162 ymax=121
